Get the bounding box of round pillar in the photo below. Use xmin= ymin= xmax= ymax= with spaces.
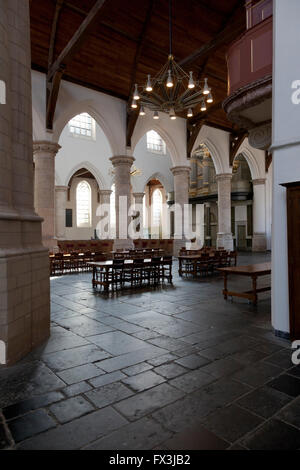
xmin=133 ymin=192 xmax=145 ymax=238
xmin=171 ymin=165 xmax=191 ymax=255
xmin=216 ymin=173 xmax=233 ymax=250
xmin=110 ymin=155 xmax=135 ymax=249
xmin=33 ymin=141 xmax=61 ymax=250
xmin=252 ymin=178 xmax=267 ymax=251
xmin=55 ymin=185 xmax=68 ymax=240
xmin=99 ymin=189 xmax=112 ymax=239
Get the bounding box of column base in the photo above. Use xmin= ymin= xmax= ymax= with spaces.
xmin=252 ymin=233 xmax=267 ymax=252
xmin=113 ymin=239 xmax=134 ymax=251
xmin=217 ymin=233 xmax=233 ymax=251
xmin=0 ymin=249 xmax=50 ymax=366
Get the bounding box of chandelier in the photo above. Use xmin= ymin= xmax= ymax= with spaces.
xmin=131 ymin=0 xmax=213 ymax=120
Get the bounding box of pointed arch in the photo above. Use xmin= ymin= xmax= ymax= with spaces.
xmin=64 ymin=161 xmax=107 ymax=190
xmin=53 ymin=100 xmax=117 ymax=156
xmin=235 ymin=138 xmax=266 ymax=180
xmin=143 ymin=172 xmax=172 ymax=194
xmin=195 ymin=137 xmax=225 ymax=175
xmin=132 ymin=124 xmax=180 ymax=166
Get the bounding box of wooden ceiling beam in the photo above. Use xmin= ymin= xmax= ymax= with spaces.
xmin=48 ymin=0 xmax=108 ymax=81
xmin=126 ymin=107 xmax=140 ymax=148
xmin=129 ymin=0 xmax=155 ymax=96
xmin=48 ymin=0 xmax=64 ymax=69
xmin=46 ymin=68 xmax=64 ymax=130
xmin=46 ymin=0 xmax=108 ymax=130
xmin=265 ymin=151 xmax=272 ymax=172
xmin=179 ymin=5 xmax=245 ymax=68
xmin=126 ymin=1 xmax=155 ymax=148
xmin=189 ymin=100 xmax=223 ymax=126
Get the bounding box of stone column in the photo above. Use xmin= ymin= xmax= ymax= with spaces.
xmin=0 ymin=0 xmax=50 ymax=365
xmin=252 ymin=178 xmax=267 ymax=251
xmin=190 ymin=158 xmax=197 ymax=193
xmin=216 ymin=173 xmax=233 ymax=250
xmin=205 ymin=202 xmax=211 ymax=243
xmin=99 ymin=189 xmax=112 ymax=239
xmin=171 ymin=166 xmax=191 ymax=255
xmin=202 ymin=151 xmax=210 ymax=193
xmin=133 ymin=192 xmax=145 ymax=238
xmin=55 ymin=186 xmax=68 ymax=240
xmin=33 ymin=142 xmax=61 ymax=250
xmin=110 ymin=156 xmax=135 ymax=249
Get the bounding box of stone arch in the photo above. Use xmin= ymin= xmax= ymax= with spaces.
xmin=131 ymin=125 xmax=181 ymax=166
xmin=192 ymin=136 xmax=226 ymax=175
xmin=55 ymin=171 xmax=62 ymax=186
xmin=235 ymin=138 xmax=266 ymax=180
xmin=235 ymin=149 xmax=259 ymax=180
xmin=64 ymin=161 xmax=108 ymax=190
xmin=53 ymin=100 xmax=117 ymax=156
xmin=32 ymin=105 xmax=45 ymax=141
xmin=143 ymin=172 xmax=172 ymax=194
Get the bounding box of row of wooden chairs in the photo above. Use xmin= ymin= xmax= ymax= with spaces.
xmin=178 ymin=249 xmax=237 ymax=278
xmin=50 ymin=251 xmax=103 ymax=276
xmin=113 ymin=249 xmax=164 ymax=260
xmin=92 ymin=257 xmax=173 ymax=292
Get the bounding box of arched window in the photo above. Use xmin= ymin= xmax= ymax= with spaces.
xmin=110 ymin=184 xmax=116 ymax=236
xmin=76 ymin=181 xmax=91 ymax=227
xmin=152 ymin=189 xmax=163 ymax=227
xmin=147 ymin=130 xmax=166 ymax=155
xmin=69 ymin=113 xmax=96 ymax=140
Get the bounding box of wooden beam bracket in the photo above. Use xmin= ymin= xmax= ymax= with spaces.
xmin=229 ymin=131 xmax=248 ymax=167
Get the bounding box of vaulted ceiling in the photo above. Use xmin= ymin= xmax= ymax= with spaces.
xmin=29 ymin=0 xmax=246 ymax=133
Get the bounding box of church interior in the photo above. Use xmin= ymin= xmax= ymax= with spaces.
xmin=0 ymin=0 xmax=300 ymax=451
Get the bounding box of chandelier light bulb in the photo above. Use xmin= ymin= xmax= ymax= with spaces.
xmin=139 ymin=106 xmax=146 ymax=116
xmin=133 ymin=84 xmax=140 ymax=100
xmin=169 ymin=107 xmax=176 ymax=120
xmin=146 ymin=75 xmax=153 ymax=92
xmin=207 ymin=91 xmax=213 ymax=103
xmin=203 ymin=78 xmax=210 ymax=95
xmin=200 ymin=99 xmax=207 ymax=112
xmin=166 ymin=70 xmax=174 ymax=88
xmin=131 ymin=99 xmax=138 ymax=109
xmin=187 ymin=108 xmax=193 ymax=117
xmin=153 ymin=110 xmax=159 ymax=119
xmin=188 ymin=71 xmax=195 ymax=89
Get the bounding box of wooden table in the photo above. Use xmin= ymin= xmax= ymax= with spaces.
xmin=88 ymin=257 xmax=172 ymax=293
xmin=218 ymin=262 xmax=271 ymax=305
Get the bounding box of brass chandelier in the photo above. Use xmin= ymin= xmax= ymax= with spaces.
xmin=131 ymin=0 xmax=213 ymax=120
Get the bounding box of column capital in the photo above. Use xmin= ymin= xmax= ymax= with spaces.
xmin=216 ymin=173 xmax=232 ymax=182
xmin=55 ymin=185 xmax=68 ymax=192
xmin=110 ymin=155 xmax=135 ymax=167
xmin=133 ymin=192 xmax=145 ymax=199
xmin=252 ymin=178 xmax=266 ymax=186
xmin=99 ymin=189 xmax=112 ymax=196
xmin=33 ymin=141 xmax=61 ymax=156
xmin=171 ymin=166 xmax=191 ymax=177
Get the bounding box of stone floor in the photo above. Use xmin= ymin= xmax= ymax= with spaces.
xmin=1 ymin=252 xmax=299 ymax=450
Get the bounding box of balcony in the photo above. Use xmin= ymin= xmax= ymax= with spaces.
xmin=223 ymin=0 xmax=273 ymax=150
